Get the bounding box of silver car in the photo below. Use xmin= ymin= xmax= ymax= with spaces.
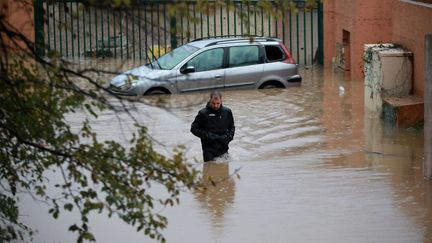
xmin=109 ymin=36 xmax=302 ymax=96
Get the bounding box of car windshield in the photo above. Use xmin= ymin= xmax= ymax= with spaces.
xmin=149 ymin=44 xmax=199 ymax=70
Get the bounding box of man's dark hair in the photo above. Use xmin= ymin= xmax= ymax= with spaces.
xmin=210 ymin=90 xmax=222 ymax=100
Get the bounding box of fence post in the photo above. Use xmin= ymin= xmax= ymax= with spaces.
xmin=317 ymin=0 xmax=324 ymax=65
xmin=170 ymin=16 xmax=177 ymax=49
xmin=425 ymin=33 xmax=432 ymax=179
xmin=34 ymin=0 xmax=44 ymax=57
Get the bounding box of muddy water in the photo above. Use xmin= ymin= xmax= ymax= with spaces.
xmin=19 ymin=67 xmax=431 ymax=243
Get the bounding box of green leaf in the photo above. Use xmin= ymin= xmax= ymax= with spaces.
xmin=64 ymin=203 xmax=73 ymax=212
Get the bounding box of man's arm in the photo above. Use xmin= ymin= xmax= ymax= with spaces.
xmin=191 ymin=111 xmax=208 ymax=139
xmin=227 ymin=109 xmax=235 ymax=142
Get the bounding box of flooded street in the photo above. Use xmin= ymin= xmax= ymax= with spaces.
xmin=19 ymin=67 xmax=431 ymax=243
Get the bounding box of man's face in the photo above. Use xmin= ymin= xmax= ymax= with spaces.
xmin=209 ymin=97 xmax=222 ymax=110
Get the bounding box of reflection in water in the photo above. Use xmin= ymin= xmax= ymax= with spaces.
xmin=195 ymin=162 xmax=235 ymax=230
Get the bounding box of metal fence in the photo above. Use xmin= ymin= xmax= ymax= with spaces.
xmin=35 ymin=0 xmax=323 ymax=66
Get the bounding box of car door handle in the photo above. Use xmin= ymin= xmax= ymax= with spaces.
xmin=214 ymin=75 xmax=222 ymax=79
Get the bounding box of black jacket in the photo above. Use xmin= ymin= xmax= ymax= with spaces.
xmin=191 ymin=103 xmax=235 ymax=161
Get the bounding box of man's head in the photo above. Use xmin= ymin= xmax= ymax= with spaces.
xmin=209 ymin=91 xmax=222 ymax=110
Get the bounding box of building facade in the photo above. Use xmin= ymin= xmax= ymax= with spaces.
xmin=324 ymin=0 xmax=432 ymax=96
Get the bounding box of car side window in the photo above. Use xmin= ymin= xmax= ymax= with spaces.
xmin=186 ymin=48 xmax=224 ymax=72
xmin=265 ymin=45 xmax=285 ymax=62
xmin=228 ymin=45 xmax=260 ymax=67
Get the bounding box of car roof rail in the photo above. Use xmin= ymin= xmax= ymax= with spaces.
xmin=194 ymin=35 xmax=281 ymax=47
xmin=192 ymin=35 xmax=257 ymax=42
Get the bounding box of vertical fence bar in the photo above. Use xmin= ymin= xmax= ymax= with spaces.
xmin=170 ymin=12 xmax=177 ymax=49
xmin=296 ymin=11 xmax=299 ymax=63
xmin=213 ymin=2 xmax=216 ymax=37
xmin=240 ymin=2 xmax=243 ymax=35
xmin=247 ymin=2 xmax=250 ymax=35
xmin=233 ymin=3 xmax=236 ymax=35
xmin=90 ymin=8 xmax=93 ymax=57
xmin=193 ymin=3 xmax=197 ymax=39
xmin=53 ymin=2 xmax=57 ymax=53
xmin=187 ymin=3 xmax=191 ymax=41
xmin=274 ymin=10 xmax=278 ymax=37
xmin=303 ymin=9 xmax=307 ymax=66
xmin=101 ymin=5 xmax=105 ymax=58
xmin=220 ymin=4 xmax=223 ymax=36
xmin=267 ymin=6 xmax=271 ymax=36
xmin=261 ymin=6 xmax=264 ymax=36
xmin=311 ymin=9 xmax=314 ymax=64
xmin=207 ymin=5 xmax=210 ymax=37
xmin=187 ymin=3 xmax=190 ymax=42
xmin=200 ymin=10 xmax=203 ymax=38
xmin=180 ymin=6 xmax=184 ymax=44
xmin=150 ymin=4 xmax=154 ymax=58
xmin=126 ymin=8 xmax=129 ymax=58
xmin=143 ymin=5 xmax=146 ymax=59
xmin=59 ymin=2 xmax=63 ymax=56
xmin=70 ymin=1 xmax=74 ymax=58
xmin=65 ymin=2 xmax=69 ymax=57
xmin=34 ymin=0 xmax=44 ymax=56
xmin=45 ymin=0 xmax=50 ymax=51
xmin=155 ymin=2 xmax=159 ymax=55
xmin=282 ymin=10 xmax=285 ymax=43
xmin=113 ymin=10 xmax=116 ymax=58
xmin=289 ymin=10 xmax=292 ymax=53
xmin=83 ymin=4 xmax=86 ymax=57
xmin=226 ymin=0 xmax=231 ymax=35
xmin=120 ymin=11 xmax=123 ymax=58
xmin=253 ymin=3 xmax=257 ymax=36
xmin=317 ymin=0 xmax=323 ymax=64
xmin=94 ymin=7 xmax=98 ymax=57
xmin=132 ymin=8 xmax=136 ymax=59
xmin=227 ymin=1 xmax=230 ymax=35
xmin=76 ymin=1 xmax=80 ymax=57
xmin=107 ymin=7 xmax=110 ymax=58
xmin=157 ymin=4 xmax=160 ymax=56
xmin=144 ymin=3 xmax=147 ymax=60
xmin=165 ymin=3 xmax=169 ymax=48
xmin=138 ymin=6 xmax=142 ymax=60
xmin=84 ymin=8 xmax=93 ymax=57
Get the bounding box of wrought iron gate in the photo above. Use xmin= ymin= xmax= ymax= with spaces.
xmin=35 ymin=0 xmax=323 ymax=66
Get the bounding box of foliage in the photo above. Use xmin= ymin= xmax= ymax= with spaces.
xmin=0 ymin=2 xmax=200 ymax=243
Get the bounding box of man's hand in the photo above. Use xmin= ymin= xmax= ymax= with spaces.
xmin=207 ymin=132 xmax=231 ymax=144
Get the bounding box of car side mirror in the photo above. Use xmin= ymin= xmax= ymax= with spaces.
xmin=181 ymin=65 xmax=195 ymax=74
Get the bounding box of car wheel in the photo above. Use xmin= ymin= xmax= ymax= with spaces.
xmin=260 ymin=81 xmax=284 ymax=89
xmin=146 ymin=89 xmax=168 ymax=95
xmin=261 ymin=83 xmax=280 ymax=89
xmin=261 ymin=84 xmax=277 ymax=89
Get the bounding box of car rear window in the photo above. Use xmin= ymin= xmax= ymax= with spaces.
xmin=228 ymin=45 xmax=260 ymax=67
xmin=265 ymin=45 xmax=285 ymax=62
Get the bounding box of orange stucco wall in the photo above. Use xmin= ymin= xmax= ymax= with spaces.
xmin=392 ymin=0 xmax=432 ymax=95
xmin=324 ymin=0 xmax=432 ymax=97
xmin=324 ymin=0 xmax=393 ymax=81
xmin=1 ymin=0 xmax=35 ymax=47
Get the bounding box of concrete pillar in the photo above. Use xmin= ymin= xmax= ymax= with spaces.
xmin=425 ymin=33 xmax=432 ymax=179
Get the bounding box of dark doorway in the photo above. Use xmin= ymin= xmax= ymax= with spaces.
xmin=342 ymin=29 xmax=351 ymax=71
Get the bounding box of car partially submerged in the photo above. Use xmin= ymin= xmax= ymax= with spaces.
xmin=109 ymin=36 xmax=302 ymax=96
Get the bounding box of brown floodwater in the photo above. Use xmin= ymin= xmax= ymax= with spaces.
xmin=19 ymin=67 xmax=431 ymax=243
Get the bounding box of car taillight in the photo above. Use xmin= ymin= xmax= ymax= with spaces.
xmin=279 ymin=42 xmax=296 ymax=64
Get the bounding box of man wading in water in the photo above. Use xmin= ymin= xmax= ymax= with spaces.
xmin=191 ymin=91 xmax=235 ymax=162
